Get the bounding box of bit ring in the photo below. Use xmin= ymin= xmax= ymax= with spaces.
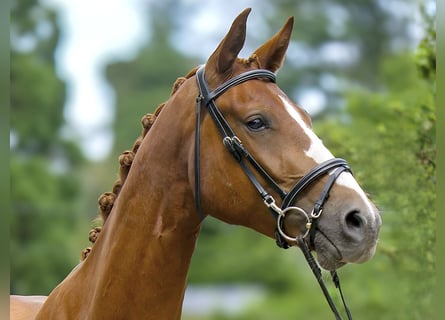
xmin=276 ymin=206 xmax=311 ymax=242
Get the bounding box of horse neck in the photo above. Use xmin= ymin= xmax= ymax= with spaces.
xmin=37 ymin=93 xmax=201 ymax=320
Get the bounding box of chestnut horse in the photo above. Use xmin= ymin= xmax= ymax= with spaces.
xmin=11 ymin=8 xmax=381 ymax=319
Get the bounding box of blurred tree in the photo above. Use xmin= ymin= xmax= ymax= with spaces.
xmin=268 ymin=0 xmax=418 ymax=115
xmin=106 ymin=1 xmax=199 ymax=155
xmin=10 ymin=0 xmax=86 ymax=294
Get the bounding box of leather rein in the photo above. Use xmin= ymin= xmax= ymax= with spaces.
xmin=194 ymin=65 xmax=352 ymax=319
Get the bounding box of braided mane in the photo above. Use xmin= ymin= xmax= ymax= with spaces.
xmin=80 ymin=67 xmax=199 ymax=260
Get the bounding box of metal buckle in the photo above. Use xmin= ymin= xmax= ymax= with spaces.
xmin=264 ymin=196 xmax=283 ymax=216
xmin=232 ymin=136 xmax=242 ymax=145
xmin=311 ymin=208 xmax=323 ymax=219
xmin=222 ymin=137 xmax=242 ymax=161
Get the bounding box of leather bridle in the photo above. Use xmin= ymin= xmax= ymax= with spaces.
xmin=194 ymin=65 xmax=353 ymax=319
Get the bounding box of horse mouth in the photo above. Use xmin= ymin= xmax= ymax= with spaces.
xmin=311 ymin=230 xmax=346 ymax=271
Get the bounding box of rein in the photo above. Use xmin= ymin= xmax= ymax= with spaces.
xmin=195 ymin=65 xmax=352 ymax=319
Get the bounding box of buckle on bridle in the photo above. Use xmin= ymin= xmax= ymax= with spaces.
xmin=264 ymin=195 xmax=283 ymax=216
xmin=222 ymin=136 xmax=243 ymax=161
xmin=311 ymin=207 xmax=323 ymax=219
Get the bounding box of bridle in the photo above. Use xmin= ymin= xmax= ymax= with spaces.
xmin=194 ymin=65 xmax=353 ymax=319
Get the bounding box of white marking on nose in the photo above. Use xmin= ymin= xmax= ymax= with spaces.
xmin=279 ymin=95 xmax=378 ymax=220
xmin=335 ymin=171 xmax=377 ymax=218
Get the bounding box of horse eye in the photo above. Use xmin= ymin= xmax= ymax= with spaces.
xmin=246 ymin=117 xmax=267 ymax=131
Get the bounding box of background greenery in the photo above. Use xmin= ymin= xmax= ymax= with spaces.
xmin=10 ymin=0 xmax=436 ymax=319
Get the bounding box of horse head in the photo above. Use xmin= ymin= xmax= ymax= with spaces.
xmin=191 ymin=8 xmax=381 ymax=271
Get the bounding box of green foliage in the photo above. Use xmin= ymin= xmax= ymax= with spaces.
xmin=11 ymin=53 xmax=63 ymax=150
xmin=106 ymin=43 xmax=198 ymax=155
xmin=189 ymin=219 xmax=301 ymax=291
xmin=10 ymin=0 xmax=87 ymax=294
xmin=415 ymin=3 xmax=436 ymax=85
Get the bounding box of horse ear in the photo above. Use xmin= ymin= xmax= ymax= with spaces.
xmin=251 ymin=16 xmax=294 ymax=73
xmin=206 ymin=8 xmax=251 ymax=79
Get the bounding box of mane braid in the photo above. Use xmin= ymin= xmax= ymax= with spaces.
xmin=80 ymin=68 xmax=198 ymax=261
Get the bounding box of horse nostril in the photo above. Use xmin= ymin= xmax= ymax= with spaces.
xmin=345 ymin=210 xmax=364 ymax=230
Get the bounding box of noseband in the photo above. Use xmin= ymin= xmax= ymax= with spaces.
xmin=195 ymin=65 xmax=352 ymax=319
